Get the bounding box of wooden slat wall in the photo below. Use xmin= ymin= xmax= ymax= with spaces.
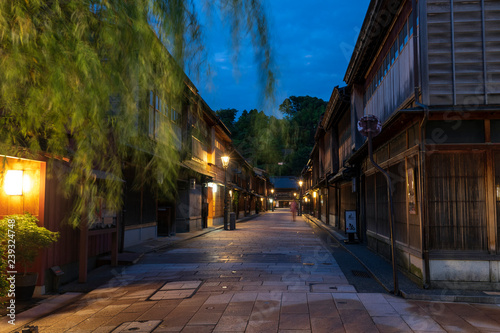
xmin=340 ymin=183 xmax=356 ymax=233
xmin=389 ymin=162 xmax=408 ymax=244
xmin=376 ymin=172 xmax=390 ymax=238
xmin=495 ymin=151 xmax=500 ymax=253
xmin=338 ymin=111 xmax=352 ymax=166
xmin=324 ymin=131 xmax=332 ymax=174
xmin=408 ymin=156 xmax=421 ymax=249
xmin=427 ymin=151 xmax=487 ymax=251
xmin=426 ymin=0 xmax=500 ymax=105
xmin=485 ymin=0 xmax=500 ymax=103
xmin=364 ymin=40 xmax=414 ymax=123
xmin=43 ymin=168 xmax=79 ymax=267
xmin=44 ymin=167 xmax=113 ymax=267
xmin=366 ymin=174 xmax=377 ymax=234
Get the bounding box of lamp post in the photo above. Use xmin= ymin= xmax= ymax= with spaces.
xmin=358 ymin=115 xmax=399 ymax=296
xmin=221 ymin=155 xmax=230 ymax=230
xmin=298 ymin=180 xmax=303 ymax=216
xmin=271 ymin=189 xmax=274 ymax=211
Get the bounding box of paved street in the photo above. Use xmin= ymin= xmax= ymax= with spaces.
xmin=8 ymin=210 xmax=500 ymax=332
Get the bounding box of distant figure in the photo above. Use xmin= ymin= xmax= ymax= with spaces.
xmin=290 ymin=200 xmax=297 ymax=221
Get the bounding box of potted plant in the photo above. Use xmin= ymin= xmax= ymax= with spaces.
xmin=0 ymin=213 xmax=59 ymax=300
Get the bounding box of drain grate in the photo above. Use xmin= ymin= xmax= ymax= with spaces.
xmin=351 ymin=270 xmax=371 ymax=278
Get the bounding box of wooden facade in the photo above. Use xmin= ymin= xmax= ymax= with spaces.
xmin=304 ymin=0 xmax=500 ymax=289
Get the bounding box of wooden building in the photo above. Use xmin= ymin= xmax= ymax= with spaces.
xmin=270 ymin=176 xmax=300 ymax=208
xmin=304 ymin=0 xmax=500 ymax=289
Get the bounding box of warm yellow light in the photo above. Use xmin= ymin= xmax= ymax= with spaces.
xmin=271 ymin=189 xmax=274 ymax=194
xmin=23 ymin=172 xmax=32 ymax=193
xmin=229 ymin=190 xmax=232 ymax=197
xmin=221 ymin=155 xmax=230 ymax=169
xmin=313 ymin=192 xmax=317 ymax=198
xmin=293 ymin=193 xmax=296 ymax=197
xmin=261 ymin=198 xmax=263 ymax=201
xmin=270 ymin=199 xmax=273 ymax=203
xmin=4 ymin=170 xmax=23 ymax=195
xmin=299 ymin=180 xmax=303 ymax=187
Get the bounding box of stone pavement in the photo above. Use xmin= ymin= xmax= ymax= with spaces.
xmin=304 ymin=214 xmax=500 ymax=304
xmin=3 ymin=209 xmax=500 ymax=332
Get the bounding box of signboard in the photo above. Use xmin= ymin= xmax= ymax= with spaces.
xmin=345 ymin=210 xmax=357 ymax=234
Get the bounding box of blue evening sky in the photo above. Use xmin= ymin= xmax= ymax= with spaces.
xmin=191 ymin=1 xmax=371 ymax=118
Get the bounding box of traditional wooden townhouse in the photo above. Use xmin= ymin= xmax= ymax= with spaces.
xmin=253 ymin=167 xmax=270 ymax=211
xmin=334 ymin=0 xmax=500 ymax=289
xmin=172 ymin=83 xmax=234 ymax=234
xmin=304 ymin=86 xmax=358 ymax=234
xmin=206 ymin=117 xmax=232 ymax=228
xmin=270 ymin=176 xmax=299 ymax=208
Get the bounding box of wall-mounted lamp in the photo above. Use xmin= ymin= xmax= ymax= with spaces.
xmin=208 ymin=182 xmax=218 ymax=193
xmin=313 ymin=192 xmax=317 ymax=198
xmin=4 ymin=170 xmax=24 ymax=196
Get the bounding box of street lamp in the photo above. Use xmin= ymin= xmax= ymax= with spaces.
xmin=298 ymin=180 xmax=303 ymax=216
xmin=221 ymin=155 xmax=230 ymax=230
xmin=358 ymin=114 xmax=398 ymax=296
xmin=271 ymin=189 xmax=274 ymax=211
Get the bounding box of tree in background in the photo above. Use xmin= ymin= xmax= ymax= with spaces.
xmin=0 ymin=0 xmax=275 ymax=227
xmin=219 ymin=95 xmax=326 ymax=177
xmin=216 ymin=109 xmax=238 ymax=134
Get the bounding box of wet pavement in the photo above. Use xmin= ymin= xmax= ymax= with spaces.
xmin=3 ymin=209 xmax=500 ymax=332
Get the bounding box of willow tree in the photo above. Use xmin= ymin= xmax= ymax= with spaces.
xmin=0 ymin=0 xmax=275 ymax=227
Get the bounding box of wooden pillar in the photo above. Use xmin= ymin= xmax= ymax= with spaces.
xmin=486 ymin=149 xmax=497 ymax=254
xmin=111 ymin=229 xmax=118 ymax=266
xmin=79 ymin=218 xmax=88 ymax=283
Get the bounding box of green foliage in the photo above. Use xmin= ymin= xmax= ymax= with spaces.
xmin=222 ymin=96 xmax=326 ymax=176
xmin=0 ymin=214 xmax=59 ymax=278
xmin=216 ymin=109 xmax=238 ymax=134
xmin=231 ymin=190 xmax=239 ymax=212
xmin=0 ymin=0 xmax=275 ymax=228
